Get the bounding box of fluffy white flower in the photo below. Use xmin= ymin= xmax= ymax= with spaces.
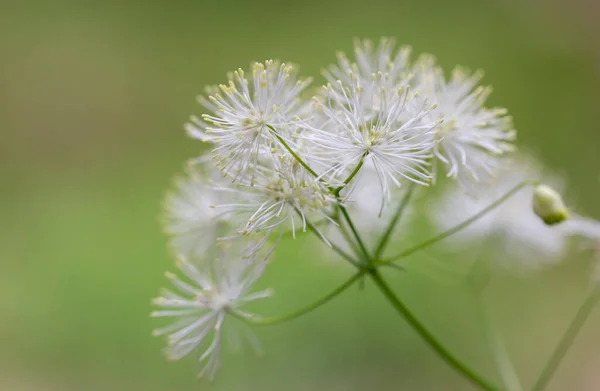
xmin=431 ymin=155 xmax=569 ymax=269
xmin=323 ymin=38 xmax=411 ymax=112
xmin=215 ymin=155 xmax=336 ymax=237
xmin=152 ymin=244 xmax=272 ymax=379
xmin=185 ymin=60 xmax=312 ymax=181
xmin=163 ymin=165 xmax=232 ymax=259
xmin=305 ymin=73 xmax=439 ymax=206
xmin=413 ymin=55 xmax=516 ymax=186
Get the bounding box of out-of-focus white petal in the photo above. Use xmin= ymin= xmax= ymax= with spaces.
xmin=152 ymin=241 xmax=272 ymax=379
xmin=431 ymin=154 xmax=570 ymax=270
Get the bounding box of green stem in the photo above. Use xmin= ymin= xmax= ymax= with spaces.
xmin=373 ymin=184 xmax=415 ymax=260
xmin=334 ymin=153 xmax=367 ymax=196
xmin=333 ymin=208 xmax=363 ymax=257
xmin=369 ymin=269 xmax=500 ymax=391
xmin=232 ymin=272 xmax=363 ymax=326
xmin=338 ymin=205 xmax=371 ymax=262
xmin=380 ymin=180 xmax=537 ymax=265
xmin=266 ymin=124 xmax=319 ymax=179
xmin=531 ymin=288 xmax=600 ymax=391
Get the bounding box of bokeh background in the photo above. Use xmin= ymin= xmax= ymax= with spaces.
xmin=2 ymin=0 xmax=600 ymax=390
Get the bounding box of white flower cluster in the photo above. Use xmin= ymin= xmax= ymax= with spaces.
xmin=152 ymin=246 xmax=272 ymax=379
xmin=153 ymin=38 xmax=519 ymax=377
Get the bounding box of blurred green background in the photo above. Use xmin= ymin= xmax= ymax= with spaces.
xmin=2 ymin=0 xmax=600 ymax=390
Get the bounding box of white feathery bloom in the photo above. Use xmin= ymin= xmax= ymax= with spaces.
xmin=413 ymin=55 xmax=516 ymax=186
xmin=163 ymin=165 xmax=233 ymax=259
xmin=214 ymin=155 xmax=336 ymax=238
xmin=185 ymin=60 xmax=312 ymax=181
xmin=323 ymin=38 xmax=411 ymax=113
xmin=152 ymin=245 xmax=272 ymax=379
xmin=305 ymin=73 xmax=439 ymax=207
xmin=431 ymin=155 xmax=569 ymax=269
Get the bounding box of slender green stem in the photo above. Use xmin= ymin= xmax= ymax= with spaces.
xmin=266 ymin=124 xmax=319 ymax=179
xmin=338 ymin=205 xmax=371 ymax=262
xmin=476 ymin=297 xmax=523 ymax=391
xmin=232 ymin=272 xmax=364 ymax=326
xmin=333 ymin=208 xmax=363 ymax=258
xmin=369 ymin=269 xmax=500 ymax=391
xmin=373 ymin=184 xmax=415 ymax=260
xmin=380 ymin=180 xmax=538 ymax=265
xmin=531 ymin=288 xmax=600 ymax=391
xmin=334 ymin=153 xmax=367 ymax=196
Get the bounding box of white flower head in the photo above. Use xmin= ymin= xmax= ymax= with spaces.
xmin=323 ymin=38 xmax=412 ymax=111
xmin=431 ymin=154 xmax=569 ymax=269
xmin=163 ymin=164 xmax=233 ymax=259
xmin=152 ymin=242 xmax=272 ymax=379
xmin=214 ymin=154 xmax=336 ymax=238
xmin=413 ymin=55 xmax=516 ymax=186
xmin=305 ymin=72 xmax=439 ymax=208
xmin=185 ymin=60 xmax=312 ymax=181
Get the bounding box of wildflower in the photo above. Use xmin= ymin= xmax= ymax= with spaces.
xmin=323 ymin=38 xmax=412 ymax=113
xmin=163 ymin=165 xmax=231 ymax=258
xmin=532 ymin=184 xmax=569 ymax=225
xmin=305 ymin=73 xmax=439 ymax=207
xmin=431 ymin=155 xmax=570 ymax=269
xmin=412 ymin=55 xmax=516 ymax=186
xmin=152 ymin=243 xmax=272 ymax=379
xmin=215 ymin=154 xmax=336 ymax=238
xmin=185 ymin=60 xmax=312 ymax=181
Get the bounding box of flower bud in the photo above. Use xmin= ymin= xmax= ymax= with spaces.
xmin=532 ymin=184 xmax=569 ymax=225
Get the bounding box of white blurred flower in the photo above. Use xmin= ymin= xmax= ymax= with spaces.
xmin=431 ymin=155 xmax=569 ymax=269
xmin=163 ymin=165 xmax=232 ymax=259
xmin=152 ymin=244 xmax=272 ymax=379
xmin=564 ymin=215 xmax=600 ymax=283
xmin=413 ymin=55 xmax=516 ymax=186
xmin=305 ymin=73 xmax=439 ymax=207
xmin=185 ymin=60 xmax=312 ymax=181
xmin=565 ymin=216 xmax=600 ymax=241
